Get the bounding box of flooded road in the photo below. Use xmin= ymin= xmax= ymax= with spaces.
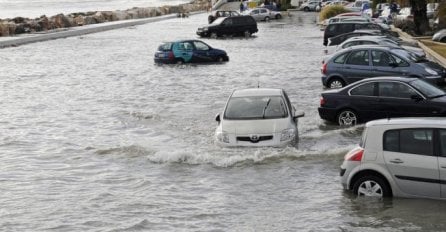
xmin=1 ymin=12 xmax=446 ymax=231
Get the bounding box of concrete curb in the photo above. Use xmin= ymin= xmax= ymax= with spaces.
xmin=0 ymin=11 xmax=205 ymax=48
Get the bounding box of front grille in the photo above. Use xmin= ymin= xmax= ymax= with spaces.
xmin=237 ymin=135 xmax=273 ymax=143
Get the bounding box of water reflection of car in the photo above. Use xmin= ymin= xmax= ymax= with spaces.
xmin=340 ymin=117 xmax=446 ymax=199
xmin=243 ymin=7 xmax=282 ymax=21
xmin=319 ymin=76 xmax=446 ymax=126
xmin=215 ymin=88 xmax=304 ymax=147
xmin=208 ymin=10 xmax=240 ymax=24
xmin=154 ymin=40 xmax=229 ymax=64
xmin=321 ymin=45 xmax=446 ymax=89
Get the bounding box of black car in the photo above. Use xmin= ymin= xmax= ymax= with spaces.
xmin=323 ymin=22 xmax=398 ymax=46
xmin=327 ymin=30 xmax=402 ymax=46
xmin=197 ymin=15 xmax=258 ymax=38
xmin=318 ymin=77 xmax=446 ymax=126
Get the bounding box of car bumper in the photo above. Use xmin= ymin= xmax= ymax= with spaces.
xmin=423 ymin=75 xmax=445 ymax=85
xmin=321 ymin=75 xmax=328 ymax=87
xmin=215 ymin=134 xmax=296 ymax=147
xmin=154 ymin=58 xmax=174 ymax=64
xmin=196 ymin=30 xmax=209 ymax=37
xmin=318 ymin=107 xmax=337 ymax=122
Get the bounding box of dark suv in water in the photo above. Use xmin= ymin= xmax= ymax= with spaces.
xmin=197 ymin=16 xmax=258 ymax=38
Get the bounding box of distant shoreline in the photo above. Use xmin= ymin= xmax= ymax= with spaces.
xmin=0 ymin=0 xmax=210 ymax=37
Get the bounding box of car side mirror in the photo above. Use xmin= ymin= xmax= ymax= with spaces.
xmin=411 ymin=95 xmax=423 ymax=102
xmin=215 ymin=113 xmax=221 ymax=123
xmin=293 ymin=112 xmax=305 ymax=120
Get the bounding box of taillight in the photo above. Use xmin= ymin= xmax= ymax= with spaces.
xmin=321 ymin=63 xmax=327 ymax=74
xmin=344 ymin=147 xmax=364 ymax=161
xmin=320 ymin=97 xmax=326 ymax=106
xmin=168 ymin=51 xmax=174 ymax=60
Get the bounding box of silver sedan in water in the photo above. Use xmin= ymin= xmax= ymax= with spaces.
xmin=214 ymin=88 xmax=304 ymax=147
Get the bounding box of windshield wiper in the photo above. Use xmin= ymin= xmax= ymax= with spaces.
xmin=262 ymin=98 xmax=271 ymax=119
xmin=430 ymin=94 xmax=446 ymax=99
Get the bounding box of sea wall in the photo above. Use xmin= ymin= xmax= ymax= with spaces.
xmin=0 ymin=0 xmax=210 ymax=37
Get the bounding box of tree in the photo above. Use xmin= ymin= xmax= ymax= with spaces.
xmin=409 ymin=0 xmax=429 ymax=35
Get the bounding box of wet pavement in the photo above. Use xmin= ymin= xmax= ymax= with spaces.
xmin=1 ymin=11 xmax=446 ymax=231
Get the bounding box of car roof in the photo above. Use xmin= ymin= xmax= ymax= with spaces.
xmin=163 ymin=39 xmax=204 ymax=43
xmin=329 ymin=21 xmax=370 ymax=25
xmin=366 ymin=117 xmax=446 ymax=128
xmin=350 ymin=76 xmax=417 ymax=85
xmin=231 ymin=88 xmax=283 ymax=97
xmin=344 ymin=35 xmax=387 ymax=42
xmin=342 ymin=44 xmax=402 ymax=50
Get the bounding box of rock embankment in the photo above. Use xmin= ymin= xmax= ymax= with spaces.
xmin=0 ymin=0 xmax=210 ymax=37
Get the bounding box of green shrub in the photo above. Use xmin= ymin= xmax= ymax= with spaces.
xmin=319 ymin=5 xmax=351 ymax=21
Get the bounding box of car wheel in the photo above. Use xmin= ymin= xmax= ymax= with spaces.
xmin=265 ymin=16 xmax=270 ymax=22
xmin=352 ymin=175 xmax=391 ymax=198
xmin=337 ymin=109 xmax=358 ymax=126
xmin=175 ymin=59 xmax=184 ymax=65
xmin=304 ymin=7 xmax=309 ymax=12
xmin=327 ymin=78 xmax=345 ymax=89
xmin=216 ymin=56 xmax=224 ymax=62
xmin=275 ymin=14 xmax=282 ymax=19
xmin=210 ymin=32 xmax=218 ymax=39
xmin=244 ymin=30 xmax=251 ymax=38
xmin=441 ymin=37 xmax=446 ymax=43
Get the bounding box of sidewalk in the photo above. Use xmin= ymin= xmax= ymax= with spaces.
xmin=392 ymin=26 xmax=446 ymax=68
xmin=0 ymin=12 xmax=203 ymax=48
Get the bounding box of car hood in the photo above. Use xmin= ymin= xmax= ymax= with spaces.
xmin=401 ymin=45 xmax=425 ymax=57
xmin=419 ymin=61 xmax=446 ymax=73
xmin=221 ymin=118 xmax=293 ymax=134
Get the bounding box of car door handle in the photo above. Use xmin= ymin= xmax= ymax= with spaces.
xmin=390 ymin=159 xmax=404 ymax=164
xmin=441 ymin=166 xmax=446 ymax=169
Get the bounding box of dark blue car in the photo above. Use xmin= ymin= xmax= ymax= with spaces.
xmin=154 ymin=40 xmax=229 ymax=64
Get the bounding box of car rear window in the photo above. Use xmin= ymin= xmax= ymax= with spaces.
xmin=224 ymin=96 xmax=288 ymax=120
xmin=158 ymin=43 xmax=172 ymax=51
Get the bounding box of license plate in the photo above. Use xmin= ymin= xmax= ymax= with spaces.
xmin=157 ymin=53 xmax=165 ymax=58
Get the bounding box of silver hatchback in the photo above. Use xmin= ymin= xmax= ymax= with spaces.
xmin=341 ymin=118 xmax=446 ymax=199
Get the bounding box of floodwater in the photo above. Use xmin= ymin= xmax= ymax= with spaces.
xmin=1 ymin=12 xmax=446 ymax=231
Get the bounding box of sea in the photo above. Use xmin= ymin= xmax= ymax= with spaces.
xmin=0 ymin=0 xmax=191 ymax=19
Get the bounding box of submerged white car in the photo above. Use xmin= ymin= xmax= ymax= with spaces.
xmin=215 ymin=88 xmax=304 ymax=147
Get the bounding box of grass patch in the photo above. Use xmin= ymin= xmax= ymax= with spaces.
xmin=420 ymin=40 xmax=446 ymax=58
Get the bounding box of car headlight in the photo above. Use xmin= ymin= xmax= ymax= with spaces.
xmin=204 ymin=27 xmax=209 ymax=31
xmin=216 ymin=131 xmax=229 ymax=143
xmin=280 ymin=128 xmax=296 ymax=141
xmin=425 ymin=68 xmax=438 ymax=75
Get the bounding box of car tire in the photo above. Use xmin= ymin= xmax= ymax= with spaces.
xmin=337 ymin=109 xmax=358 ymax=126
xmin=327 ymin=78 xmax=345 ymax=89
xmin=175 ymin=58 xmax=184 ymax=65
xmin=216 ymin=56 xmax=225 ymax=62
xmin=441 ymin=37 xmax=446 ymax=43
xmin=210 ymin=32 xmax=218 ymax=39
xmin=275 ymin=14 xmax=282 ymax=19
xmin=352 ymin=175 xmax=391 ymax=198
xmin=244 ymin=30 xmax=251 ymax=38
xmin=304 ymin=7 xmax=309 ymax=12
xmin=265 ymin=16 xmax=270 ymax=22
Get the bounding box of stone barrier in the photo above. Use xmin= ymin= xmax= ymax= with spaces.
xmin=0 ymin=0 xmax=211 ymax=37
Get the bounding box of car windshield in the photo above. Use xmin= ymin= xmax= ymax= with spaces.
xmin=224 ymin=96 xmax=288 ymax=119
xmin=210 ymin=17 xmax=226 ymax=25
xmin=392 ymin=49 xmax=425 ymax=62
xmin=410 ymin=79 xmax=446 ymax=98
